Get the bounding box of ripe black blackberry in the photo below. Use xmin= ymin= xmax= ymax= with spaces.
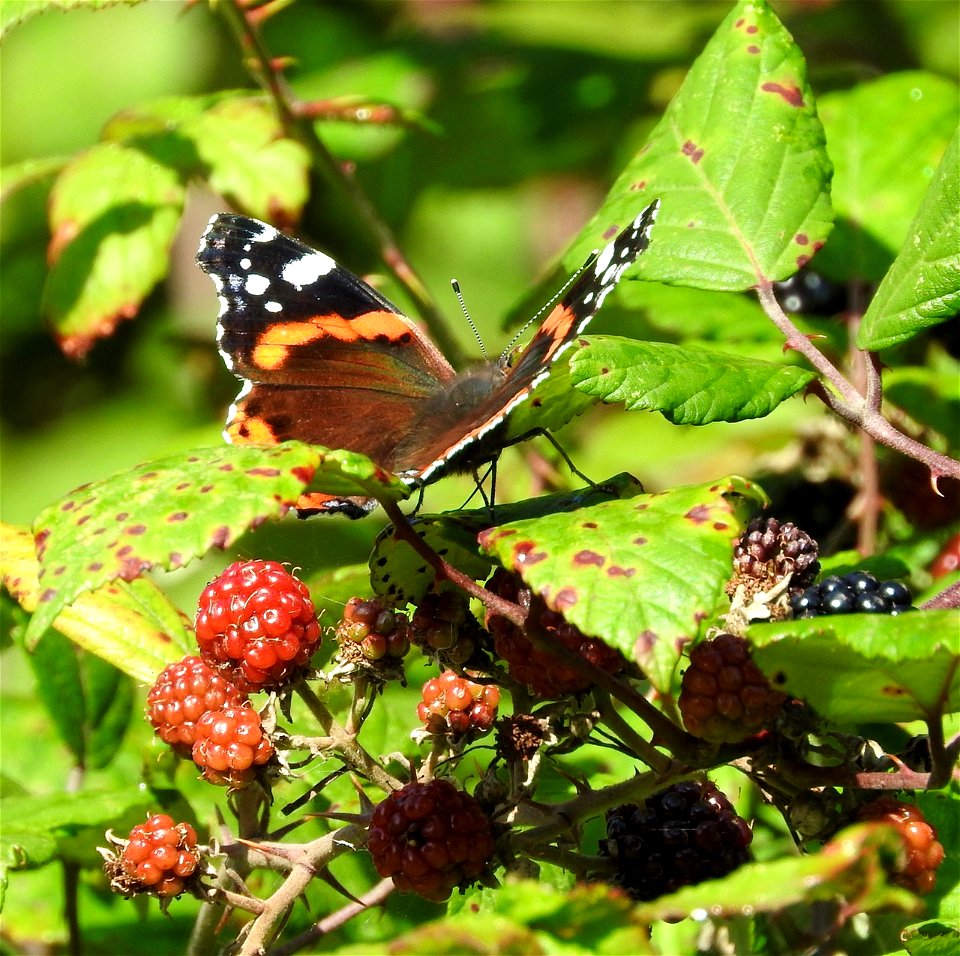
xmin=856 ymin=797 xmax=945 ymax=895
xmin=485 ymin=569 xmax=625 ymax=698
xmin=678 ymin=633 xmax=786 ymax=743
xmin=790 ymin=571 xmax=915 ymax=618
xmin=367 ymin=779 xmax=495 ymax=902
xmin=729 ymin=516 xmax=820 ymax=595
xmin=599 ymin=780 xmax=752 ymax=901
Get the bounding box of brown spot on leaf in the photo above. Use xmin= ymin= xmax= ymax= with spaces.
xmin=633 ymin=630 xmax=656 ymax=656
xmin=554 ymin=587 xmax=578 ymax=610
xmin=761 ymin=82 xmax=804 ymax=108
xmin=573 ymin=550 xmax=605 ymax=567
xmin=681 ymin=140 xmax=705 ymax=164
xmin=218 ymin=463 xmax=235 ymax=472
xmin=169 ymin=552 xmax=183 ymax=568
xmin=200 ymin=484 xmax=214 ymax=493
xmin=795 ymin=233 xmax=809 ymax=246
xmin=629 ymin=180 xmax=647 ymax=191
xmin=115 ymin=512 xmax=129 ymax=522
xmin=211 ymin=526 xmax=231 ymax=549
xmin=632 ymin=536 xmax=647 ymax=546
xmin=746 ymin=23 xmax=758 ymax=33
xmin=582 ymin=521 xmax=598 ymax=529
xmin=713 ymin=521 xmax=730 ymax=531
xmin=168 ymin=512 xmax=188 ymax=522
xmin=53 ymin=565 xmax=66 ymax=576
xmin=747 ymin=44 xmax=760 ymax=54
xmin=797 ymin=254 xmax=811 ymax=269
xmin=882 ymin=685 xmax=908 ymax=696
xmin=77 ymin=514 xmax=91 ymax=526
xmin=685 ymin=505 xmax=711 ymax=524
xmin=607 ymin=565 xmax=636 ymax=578
xmin=88 ymin=561 xmax=103 ymax=572
xmin=247 ymin=467 xmax=281 ymax=477
xmin=514 ymin=540 xmax=547 ymax=566
xmin=61 ymin=501 xmax=75 ymax=511
xmin=39 ymin=588 xmax=57 ymax=603
xmin=125 ymin=524 xmax=147 ymax=536
xmin=175 ymin=482 xmax=191 ymax=491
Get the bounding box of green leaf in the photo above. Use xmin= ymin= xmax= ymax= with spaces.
xmin=816 ymin=72 xmax=958 ymax=282
xmin=183 ymin=97 xmax=310 ymax=224
xmin=632 ymin=824 xmax=920 ymax=923
xmin=569 ymin=336 xmax=815 ymax=425
xmin=23 ymin=444 xmax=325 ymax=649
xmin=43 ymin=142 xmax=186 ymax=358
xmin=479 ymin=476 xmax=766 ymax=692
xmin=902 ymin=920 xmax=960 ymax=956
xmin=2 ymin=522 xmax=192 ymax=682
xmin=616 ymin=281 xmax=779 ymax=343
xmin=0 ymin=789 xmax=148 ymax=872
xmin=0 ymin=156 xmax=67 ymax=204
xmin=0 ymin=0 xmax=142 ymax=40
xmin=884 ymin=361 xmax=960 ymax=443
xmin=858 ymin=128 xmax=960 ymax=351
xmin=370 ymin=477 xmax=644 ymax=606
xmin=568 ymin=0 xmax=832 ymax=290
xmin=749 ymin=610 xmax=960 ymax=723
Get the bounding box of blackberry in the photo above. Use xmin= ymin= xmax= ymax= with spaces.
xmin=599 ymin=780 xmax=752 ymax=901
xmin=773 ymin=268 xmax=847 ymax=317
xmin=856 ymin=797 xmax=945 ymax=895
xmin=411 ymin=591 xmax=480 ymax=666
xmin=105 ymin=813 xmax=201 ymax=899
xmin=729 ymin=516 xmax=820 ymax=595
xmin=191 ymin=704 xmax=275 ymax=787
xmin=147 ymin=656 xmax=247 ymax=758
xmin=367 ymin=779 xmax=495 ymax=902
xmin=195 ymin=560 xmax=321 ymax=692
xmin=333 ymin=597 xmax=410 ymax=682
xmin=790 ymin=572 xmax=915 ymax=618
xmin=678 ymin=633 xmax=787 ymax=743
xmin=485 ymin=569 xmax=625 ymax=698
xmin=417 ymin=670 xmax=500 ymax=739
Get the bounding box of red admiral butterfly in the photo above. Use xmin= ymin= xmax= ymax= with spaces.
xmin=197 ymin=200 xmax=659 ymax=517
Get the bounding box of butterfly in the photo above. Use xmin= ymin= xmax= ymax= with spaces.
xmin=197 ymin=200 xmax=660 ymax=517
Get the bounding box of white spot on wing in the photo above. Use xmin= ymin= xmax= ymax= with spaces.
xmin=265 ymin=301 xmax=282 ymax=313
xmin=282 ymin=251 xmax=336 ymax=289
xmin=240 ymin=257 xmax=252 ymax=270
xmin=245 ymin=274 xmax=270 ymax=295
xmin=250 ymin=224 xmax=280 ymax=243
xmin=594 ymin=242 xmax=614 ymax=276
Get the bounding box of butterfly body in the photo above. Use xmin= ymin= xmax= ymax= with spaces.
xmin=197 ymin=200 xmax=659 ymax=515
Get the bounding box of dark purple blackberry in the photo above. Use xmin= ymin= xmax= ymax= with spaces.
xmin=790 ymin=572 xmax=915 ymax=618
xmin=598 ymin=780 xmax=752 ymax=901
xmin=727 ymin=517 xmax=820 ymax=609
xmin=773 ymin=268 xmax=847 ymax=317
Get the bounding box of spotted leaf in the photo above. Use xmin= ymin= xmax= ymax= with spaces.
xmin=479 ymin=476 xmax=766 ymax=692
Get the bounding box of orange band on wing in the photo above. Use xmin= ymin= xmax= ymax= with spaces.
xmin=251 ymin=311 xmax=412 ymax=370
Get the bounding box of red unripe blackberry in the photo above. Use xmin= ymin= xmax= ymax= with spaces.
xmin=411 ymin=591 xmax=478 ymax=665
xmin=119 ymin=814 xmax=200 ymax=898
xmin=195 ymin=560 xmax=321 ymax=692
xmin=930 ymin=532 xmax=960 ymax=578
xmin=856 ymin=797 xmax=945 ymax=895
xmin=599 ymin=780 xmax=752 ymax=901
xmin=147 ymin=656 xmax=247 ymax=757
xmin=485 ymin=569 xmax=625 ymax=698
xmin=417 ymin=670 xmax=500 ymax=738
xmin=678 ymin=633 xmax=787 ymax=743
xmin=336 ymin=597 xmax=411 ymax=662
xmin=367 ymin=779 xmax=495 ymax=902
xmin=191 ymin=704 xmax=275 ymax=787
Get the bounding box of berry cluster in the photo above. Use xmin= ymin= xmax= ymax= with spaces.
xmin=790 ymin=572 xmax=914 ymax=618
xmin=856 ymin=797 xmax=945 ymax=895
xmin=335 ymin=596 xmax=411 ymax=662
xmin=729 ymin=516 xmax=820 ymax=596
xmin=196 ymin=560 xmax=321 ymax=692
xmin=191 ymin=704 xmax=275 ymax=787
xmin=411 ymin=591 xmax=479 ymax=666
xmin=367 ymin=779 xmax=495 ymax=901
xmin=599 ymin=780 xmax=752 ymax=901
xmin=115 ymin=814 xmax=201 ymax=899
xmin=147 ymin=656 xmax=247 ymax=758
xmin=484 ymin=569 xmax=625 ymax=698
xmin=417 ymin=670 xmax=500 ymax=739
xmin=678 ymin=633 xmax=786 ymax=743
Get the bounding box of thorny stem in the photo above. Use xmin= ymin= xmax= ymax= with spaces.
xmin=235 ymin=825 xmax=366 ymax=956
xmin=215 ymin=0 xmax=465 ymax=365
xmin=294 ymin=680 xmax=401 ymax=793
xmin=756 ymin=282 xmax=960 ymax=482
xmin=269 ymin=878 xmax=396 ymax=956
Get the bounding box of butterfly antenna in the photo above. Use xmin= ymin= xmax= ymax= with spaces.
xmin=499 ymin=251 xmax=596 ymax=363
xmin=451 ymin=280 xmax=487 ymax=361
